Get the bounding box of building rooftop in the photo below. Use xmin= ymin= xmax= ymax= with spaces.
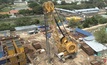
xmin=15 ymin=25 xmax=38 ymax=31
xmin=75 ymin=28 xmax=92 ymax=36
xmin=55 ymin=7 xmax=99 ymax=14
xmin=83 ymin=36 xmax=107 ymax=52
xmin=10 ymin=10 xmax=18 ymax=14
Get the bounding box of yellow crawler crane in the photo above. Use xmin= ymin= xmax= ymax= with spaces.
xmin=43 ymin=1 xmax=78 ymax=62
xmin=5 ymin=40 xmax=18 ymax=65
xmin=12 ymin=38 xmax=26 ymax=65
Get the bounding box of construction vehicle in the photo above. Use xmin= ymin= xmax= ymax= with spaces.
xmin=66 ymin=16 xmax=82 ymax=22
xmin=43 ymin=1 xmax=78 ymax=62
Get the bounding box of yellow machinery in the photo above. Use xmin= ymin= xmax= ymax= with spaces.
xmin=66 ymin=16 xmax=82 ymax=22
xmin=5 ymin=40 xmax=18 ymax=65
xmin=43 ymin=1 xmax=78 ymax=61
xmin=13 ymin=38 xmax=26 ymax=65
xmin=1 ymin=36 xmax=26 ymax=65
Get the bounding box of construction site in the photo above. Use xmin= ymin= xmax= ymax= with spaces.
xmin=0 ymin=29 xmax=105 ymax=65
xmin=0 ymin=1 xmax=107 ymax=65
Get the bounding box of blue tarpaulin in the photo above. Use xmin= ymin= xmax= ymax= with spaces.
xmin=0 ymin=46 xmax=4 ymax=58
xmin=0 ymin=46 xmax=6 ymax=65
xmin=75 ymin=28 xmax=92 ymax=36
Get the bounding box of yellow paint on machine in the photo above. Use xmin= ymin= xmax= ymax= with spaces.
xmin=7 ymin=48 xmax=18 ymax=65
xmin=17 ymin=48 xmax=26 ymax=65
xmin=66 ymin=16 xmax=82 ymax=22
xmin=9 ymin=57 xmax=18 ymax=65
xmin=13 ymin=39 xmax=27 ymax=65
xmin=18 ymin=53 xmax=27 ymax=65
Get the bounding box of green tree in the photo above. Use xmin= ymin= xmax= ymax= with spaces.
xmin=28 ymin=1 xmax=43 ymax=15
xmin=28 ymin=2 xmax=39 ymax=8
xmin=15 ymin=17 xmax=32 ymax=26
xmin=61 ymin=1 xmax=66 ymax=5
xmin=81 ymin=15 xmax=107 ymax=28
xmin=0 ymin=0 xmax=13 ymax=4
xmin=98 ymin=18 xmax=107 ymax=24
xmin=0 ymin=23 xmax=15 ymax=31
xmin=33 ymin=6 xmax=43 ymax=14
xmin=39 ymin=0 xmax=50 ymax=4
xmin=31 ymin=19 xmax=40 ymax=24
xmin=82 ymin=22 xmax=89 ymax=28
xmin=68 ymin=20 xmax=79 ymax=28
xmin=82 ymin=18 xmax=90 ymax=28
xmin=19 ymin=9 xmax=33 ymax=15
xmin=53 ymin=1 xmax=57 ymax=5
xmin=91 ymin=16 xmax=98 ymax=25
xmin=0 ymin=14 xmax=10 ymax=19
xmin=94 ymin=27 xmax=107 ymax=44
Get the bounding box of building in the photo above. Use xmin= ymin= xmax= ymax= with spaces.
xmin=14 ymin=0 xmax=22 ymax=2
xmin=70 ymin=28 xmax=95 ymax=55
xmin=14 ymin=0 xmax=28 ymax=6
xmin=15 ymin=25 xmax=38 ymax=35
xmin=83 ymin=36 xmax=107 ymax=56
xmin=70 ymin=28 xmax=92 ymax=40
xmin=9 ymin=10 xmax=19 ymax=14
xmin=70 ymin=28 xmax=107 ymax=56
xmin=15 ymin=25 xmax=38 ymax=31
xmin=65 ymin=0 xmax=89 ymax=3
xmin=55 ymin=7 xmax=99 ymax=15
xmin=14 ymin=1 xmax=28 ymax=6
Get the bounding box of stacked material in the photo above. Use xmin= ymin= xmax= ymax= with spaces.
xmin=0 ymin=36 xmax=26 ymax=65
xmin=81 ymin=43 xmax=94 ymax=56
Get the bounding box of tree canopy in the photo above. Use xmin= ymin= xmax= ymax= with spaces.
xmin=27 ymin=2 xmax=43 ymax=15
xmin=56 ymin=0 xmax=106 ymax=9
xmin=28 ymin=2 xmax=39 ymax=8
xmin=68 ymin=15 xmax=107 ymax=28
xmin=0 ymin=17 xmax=41 ymax=31
xmin=14 ymin=17 xmax=40 ymax=26
xmin=0 ymin=0 xmax=14 ymax=4
xmin=94 ymin=27 xmax=107 ymax=44
xmin=19 ymin=9 xmax=33 ymax=15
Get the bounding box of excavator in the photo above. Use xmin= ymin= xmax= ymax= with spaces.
xmin=43 ymin=1 xmax=78 ymax=62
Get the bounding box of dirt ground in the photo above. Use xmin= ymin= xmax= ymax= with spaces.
xmin=18 ymin=32 xmax=95 ymax=65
